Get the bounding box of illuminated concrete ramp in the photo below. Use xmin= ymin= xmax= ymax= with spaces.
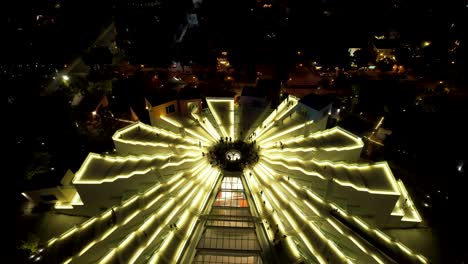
xmin=191 ymin=174 xmax=270 ymax=264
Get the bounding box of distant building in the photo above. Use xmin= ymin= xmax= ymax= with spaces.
xmin=373 ymin=39 xmax=397 ymax=62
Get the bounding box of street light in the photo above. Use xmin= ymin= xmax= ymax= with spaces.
xmin=423 ymin=41 xmax=431 ymax=47
xmin=62 ymin=75 xmax=70 ymax=81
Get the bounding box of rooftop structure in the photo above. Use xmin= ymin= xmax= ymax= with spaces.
xmin=30 ymin=95 xmax=427 ymax=263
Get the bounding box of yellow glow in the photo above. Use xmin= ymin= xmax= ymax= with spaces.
xmin=169 ymin=178 xmax=186 ymax=193
xmin=63 ymin=258 xmax=73 ymax=264
xmin=167 ymin=172 xmax=184 ymax=185
xmin=371 ymin=254 xmax=385 ymax=264
xmin=306 ymin=189 xmax=324 ymax=203
xmin=206 ymin=98 xmax=235 ymax=140
xmin=348 ymin=236 xmax=367 ymax=253
xmin=81 ymin=218 xmax=97 ymax=229
xmin=298 ymin=233 xmax=326 ymax=264
xmin=99 ymin=250 xmax=116 ymax=264
xmin=304 ymin=201 xmax=321 ymax=216
xmin=261 ymin=122 xmax=309 ymax=145
xmin=160 ymin=115 xmax=182 ymax=128
xmin=21 ymin=192 xmax=33 ymax=201
xmin=375 ymin=230 xmax=391 ymax=243
xmin=281 ymin=182 xmax=298 ymax=198
xmin=47 ymin=238 xmax=57 ymax=246
xmin=191 ymin=113 xmax=220 ymax=140
xmin=144 ymin=184 xmax=161 ymax=197
xmin=122 ymin=195 xmax=139 ymax=208
xmin=145 ymin=194 xmax=163 ymax=210
xmin=417 ymin=255 xmax=428 ymax=264
xmin=55 ymin=202 xmax=74 ymax=209
xmin=101 ymin=226 xmax=117 ymax=240
xmin=123 ymin=210 xmax=140 ymax=225
xmin=71 ymin=192 xmax=83 ymax=205
xmin=78 ymin=241 xmax=96 ymax=256
xmin=354 ymin=217 xmax=369 ymax=230
xmin=396 ymin=242 xmax=413 ymax=255
xmin=326 ymin=218 xmax=343 ymax=234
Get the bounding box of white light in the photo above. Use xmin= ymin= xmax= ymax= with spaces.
xmin=62 ymin=75 xmax=70 ymax=81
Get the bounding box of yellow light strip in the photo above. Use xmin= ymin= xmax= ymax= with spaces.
xmin=375 ymin=230 xmax=391 ymax=243
xmin=167 ymin=172 xmax=184 ymax=185
xmin=281 ymin=182 xmax=298 ymax=198
xmin=191 ymin=113 xmax=220 ymax=140
xmin=306 ymin=189 xmax=324 ymax=203
xmin=417 ymin=255 xmax=428 ymax=264
xmin=81 ymin=218 xmax=97 ymax=229
xmin=396 ymin=242 xmax=413 ymax=255
xmin=348 ymin=236 xmax=367 ymax=254
xmin=160 ymin=115 xmax=182 ymax=128
xmin=206 ymin=98 xmax=234 ymax=139
xmin=304 ymin=201 xmax=321 ymax=216
xmin=371 ymin=254 xmax=385 ymax=264
xmin=326 ymin=218 xmax=344 ymax=235
xmin=144 ymin=184 xmax=161 ymax=197
xmin=78 ymin=241 xmax=96 ymax=256
xmin=122 ymin=210 xmax=140 ymax=225
xmin=353 ymin=217 xmax=370 ymax=230
xmin=260 ymin=122 xmax=310 ymax=145
xmin=21 ymin=192 xmax=33 ymax=201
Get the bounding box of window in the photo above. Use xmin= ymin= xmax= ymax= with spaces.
xmin=165 ymin=104 xmax=175 ymax=114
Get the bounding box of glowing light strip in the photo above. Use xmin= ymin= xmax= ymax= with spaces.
xmin=81 ymin=218 xmax=97 ymax=229
xmin=396 ymin=242 xmax=413 ymax=255
xmin=101 ymin=226 xmax=117 ymax=240
xmin=326 ymin=218 xmax=344 ymax=235
xmin=113 ymin=167 xmax=211 ymax=264
xmin=263 ymin=158 xmax=326 ymax=180
xmin=191 ymin=113 xmax=220 ymax=140
xmin=113 ymin=121 xmax=200 ymax=147
xmin=281 ymin=182 xmax=298 ymax=198
xmin=122 ymin=210 xmax=140 ymax=225
xmin=160 ymin=115 xmax=182 ymax=128
xmin=417 ymin=255 xmax=428 ymax=264
xmin=371 ymin=254 xmax=385 ymax=264
xmin=21 ymin=192 xmax=33 ymax=201
xmin=145 ymin=184 xmax=161 ymax=197
xmin=375 ymin=230 xmax=391 ymax=243
xmin=71 ymin=192 xmax=83 ymax=205
xmin=348 ymin=236 xmax=367 ymax=254
xmin=206 ymin=98 xmax=234 ymax=139
xmin=304 ymin=201 xmax=321 ymax=216
xmin=55 ymin=203 xmax=74 ymax=209
xmin=167 ymin=172 xmax=184 ymax=185
xmin=265 ymin=156 xmax=400 ymax=195
xmin=78 ymin=241 xmax=96 ymax=256
xmin=75 ymin=153 xmax=201 ymax=184
xmin=260 ymin=122 xmax=310 ymax=145
xmin=169 ymin=178 xmax=186 ymax=193
xmin=306 ymin=189 xmax=324 ymax=203
xmin=353 ymin=217 xmax=370 ymax=230
xmin=397 ymin=180 xmax=422 ymax=222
